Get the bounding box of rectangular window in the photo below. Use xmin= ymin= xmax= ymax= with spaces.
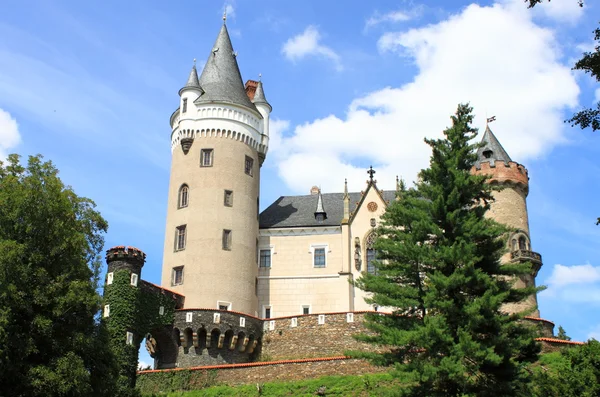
xmin=182 ymin=98 xmax=187 ymax=113
xmin=217 ymin=301 xmax=231 ymax=311
xmin=201 ymin=149 xmax=213 ymax=167
xmin=259 ymin=249 xmax=271 ymax=268
xmin=126 ymin=331 xmax=134 ymax=345
xmin=224 ymin=190 xmax=233 ymax=207
xmin=314 ymin=248 xmax=326 ymax=268
xmin=130 ymin=273 xmax=138 ymax=287
xmin=175 ymin=225 xmax=186 ymax=251
xmin=172 ymin=266 xmax=184 ymax=286
xmin=106 ymin=272 xmax=114 ymax=285
xmin=244 ymin=155 xmax=254 ymax=176
xmin=159 ymin=306 xmax=165 ymax=316
xmin=302 ymin=305 xmax=310 ymax=315
xmin=264 ymin=306 xmax=271 ymax=319
xmin=186 ymin=312 xmax=193 ymax=322
xmin=222 ymin=229 xmax=232 ymax=250
xmin=103 ymin=305 xmax=110 ymax=318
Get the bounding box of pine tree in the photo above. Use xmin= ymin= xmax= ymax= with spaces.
xmin=355 ymin=104 xmax=540 ymax=396
xmin=557 ymin=326 xmax=572 ymax=341
xmin=0 ymin=154 xmax=119 ymax=396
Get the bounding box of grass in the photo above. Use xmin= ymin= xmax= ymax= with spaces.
xmin=139 ymin=372 xmax=409 ymax=397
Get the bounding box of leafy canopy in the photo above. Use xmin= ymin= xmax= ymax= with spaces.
xmin=354 ymin=104 xmax=540 ymax=396
xmin=0 ymin=154 xmax=118 ymax=397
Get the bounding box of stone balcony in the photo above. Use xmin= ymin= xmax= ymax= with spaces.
xmin=510 ymin=249 xmax=542 ymax=276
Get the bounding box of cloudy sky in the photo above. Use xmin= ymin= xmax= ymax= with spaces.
xmin=1 ymin=0 xmax=599 ymax=365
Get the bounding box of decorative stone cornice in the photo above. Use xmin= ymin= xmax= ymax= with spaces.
xmin=259 ymin=226 xmax=342 ymax=237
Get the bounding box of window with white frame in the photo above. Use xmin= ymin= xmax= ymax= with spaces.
xmin=126 ymin=331 xmax=134 ymax=345
xmin=159 ymin=306 xmax=165 ymax=316
xmin=318 ymin=314 xmax=325 ymax=325
xmin=201 ymin=149 xmax=213 ymax=167
xmin=175 ymin=225 xmax=186 ymax=251
xmin=106 ymin=272 xmax=113 ymax=285
xmin=291 ymin=317 xmax=298 ymax=327
xmin=217 ymin=301 xmax=231 ymax=311
xmin=311 ymin=244 xmax=328 ymax=268
xmin=178 ymin=184 xmax=189 ymax=208
xmin=130 ymin=273 xmax=138 ymax=287
xmin=103 ymin=305 xmax=110 ymax=318
xmin=259 ymin=248 xmax=272 ymax=268
xmin=172 ymin=266 xmax=184 ymax=286
xmin=239 ymin=317 xmax=246 ymax=327
xmin=186 ymin=312 xmax=193 ymax=322
xmin=263 ymin=305 xmax=272 ymax=319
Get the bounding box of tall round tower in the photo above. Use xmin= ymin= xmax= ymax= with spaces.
xmin=161 ymin=21 xmax=271 ymax=315
xmin=471 ymin=124 xmax=543 ymax=317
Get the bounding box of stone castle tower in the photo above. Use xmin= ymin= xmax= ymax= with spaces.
xmin=161 ymin=19 xmax=272 ymax=315
xmin=472 ymin=124 xmax=543 ymax=317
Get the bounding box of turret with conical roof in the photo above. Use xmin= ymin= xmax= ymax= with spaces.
xmin=163 ymin=19 xmax=271 ymax=315
xmin=471 ymin=123 xmax=543 ymax=318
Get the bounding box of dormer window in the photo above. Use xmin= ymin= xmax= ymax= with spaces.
xmin=482 ymin=150 xmax=493 ymax=159
xmin=182 ymin=98 xmax=188 ymax=113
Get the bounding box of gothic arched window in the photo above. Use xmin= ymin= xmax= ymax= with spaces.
xmin=518 ymin=236 xmax=527 ymax=250
xmin=179 ymin=184 xmax=189 ymax=208
xmin=366 ymin=232 xmax=377 ymax=275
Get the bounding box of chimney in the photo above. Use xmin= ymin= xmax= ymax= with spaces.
xmin=245 ymin=80 xmax=258 ymax=101
xmin=310 ymin=186 xmax=320 ymax=195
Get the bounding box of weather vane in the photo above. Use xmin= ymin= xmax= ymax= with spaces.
xmin=487 ymin=116 xmax=496 ymax=124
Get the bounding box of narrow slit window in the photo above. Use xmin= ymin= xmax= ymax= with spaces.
xmin=222 ymin=229 xmax=232 ymax=250
xmin=179 ymin=185 xmax=189 ymax=208
xmin=182 ymin=98 xmax=188 ymax=113
xmin=224 ymin=190 xmax=233 ymax=207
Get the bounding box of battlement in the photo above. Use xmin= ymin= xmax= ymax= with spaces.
xmin=106 ymin=246 xmax=146 ymax=266
xmin=472 ymin=161 xmax=529 ymax=189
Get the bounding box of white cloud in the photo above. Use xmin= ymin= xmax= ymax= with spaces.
xmin=281 ymin=26 xmax=342 ymax=71
xmin=270 ymin=2 xmax=579 ymax=194
xmin=540 ymin=264 xmax=600 ymax=304
xmin=365 ymin=8 xmax=422 ymax=30
xmin=224 ymin=3 xmax=235 ymax=20
xmin=138 ymin=361 xmax=152 ymax=370
xmin=0 ymin=109 xmax=21 ymax=159
xmin=525 ymin=0 xmax=584 ymax=24
xmin=546 ymin=264 xmax=600 ymax=287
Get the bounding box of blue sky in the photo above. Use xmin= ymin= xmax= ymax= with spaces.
xmin=1 ymin=0 xmax=599 ymax=367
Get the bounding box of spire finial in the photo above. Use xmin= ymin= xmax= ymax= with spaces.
xmin=258 ymin=73 xmax=262 ymax=81
xmin=367 ymin=166 xmax=376 ymax=182
xmin=223 ymin=10 xmax=227 ymax=23
xmin=193 ymin=58 xmax=196 ymax=66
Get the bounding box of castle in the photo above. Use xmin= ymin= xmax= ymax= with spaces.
xmin=101 ymin=19 xmax=568 ymax=386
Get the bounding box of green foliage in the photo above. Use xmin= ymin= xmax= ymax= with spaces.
xmin=556 ymin=325 xmax=571 ymax=341
xmin=531 ymin=340 xmax=600 ymax=396
xmin=138 ymin=372 xmax=401 ymax=397
xmin=353 ymin=104 xmax=540 ymax=396
xmin=103 ymin=267 xmax=177 ymax=394
xmin=0 ymin=154 xmax=118 ymax=396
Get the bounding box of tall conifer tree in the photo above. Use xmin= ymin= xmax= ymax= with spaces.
xmin=355 ymin=104 xmax=540 ymax=396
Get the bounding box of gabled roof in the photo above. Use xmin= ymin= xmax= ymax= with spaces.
xmin=475 ymin=125 xmax=512 ymax=167
xmin=260 ymin=191 xmax=397 ymax=229
xmin=195 ymin=24 xmax=259 ymax=113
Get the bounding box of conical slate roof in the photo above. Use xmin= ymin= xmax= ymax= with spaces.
xmin=253 ymin=80 xmax=271 ymax=111
xmin=179 ymin=64 xmax=201 ymax=95
xmin=195 ymin=24 xmax=258 ymax=112
xmin=475 ymin=125 xmax=512 ymax=167
xmin=314 ymin=190 xmax=327 ymax=221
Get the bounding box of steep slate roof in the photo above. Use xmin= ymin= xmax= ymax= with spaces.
xmin=252 ymin=80 xmax=271 ymax=111
xmin=260 ymin=191 xmax=397 ymax=228
xmin=475 ymin=125 xmax=512 ymax=167
xmin=195 ymin=24 xmax=259 ymax=113
xmin=179 ymin=64 xmax=201 ymax=94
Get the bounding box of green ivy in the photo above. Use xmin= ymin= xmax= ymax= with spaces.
xmin=103 ymin=269 xmax=177 ymax=394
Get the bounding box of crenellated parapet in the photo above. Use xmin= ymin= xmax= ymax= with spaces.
xmin=471 ymin=161 xmax=529 ymax=195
